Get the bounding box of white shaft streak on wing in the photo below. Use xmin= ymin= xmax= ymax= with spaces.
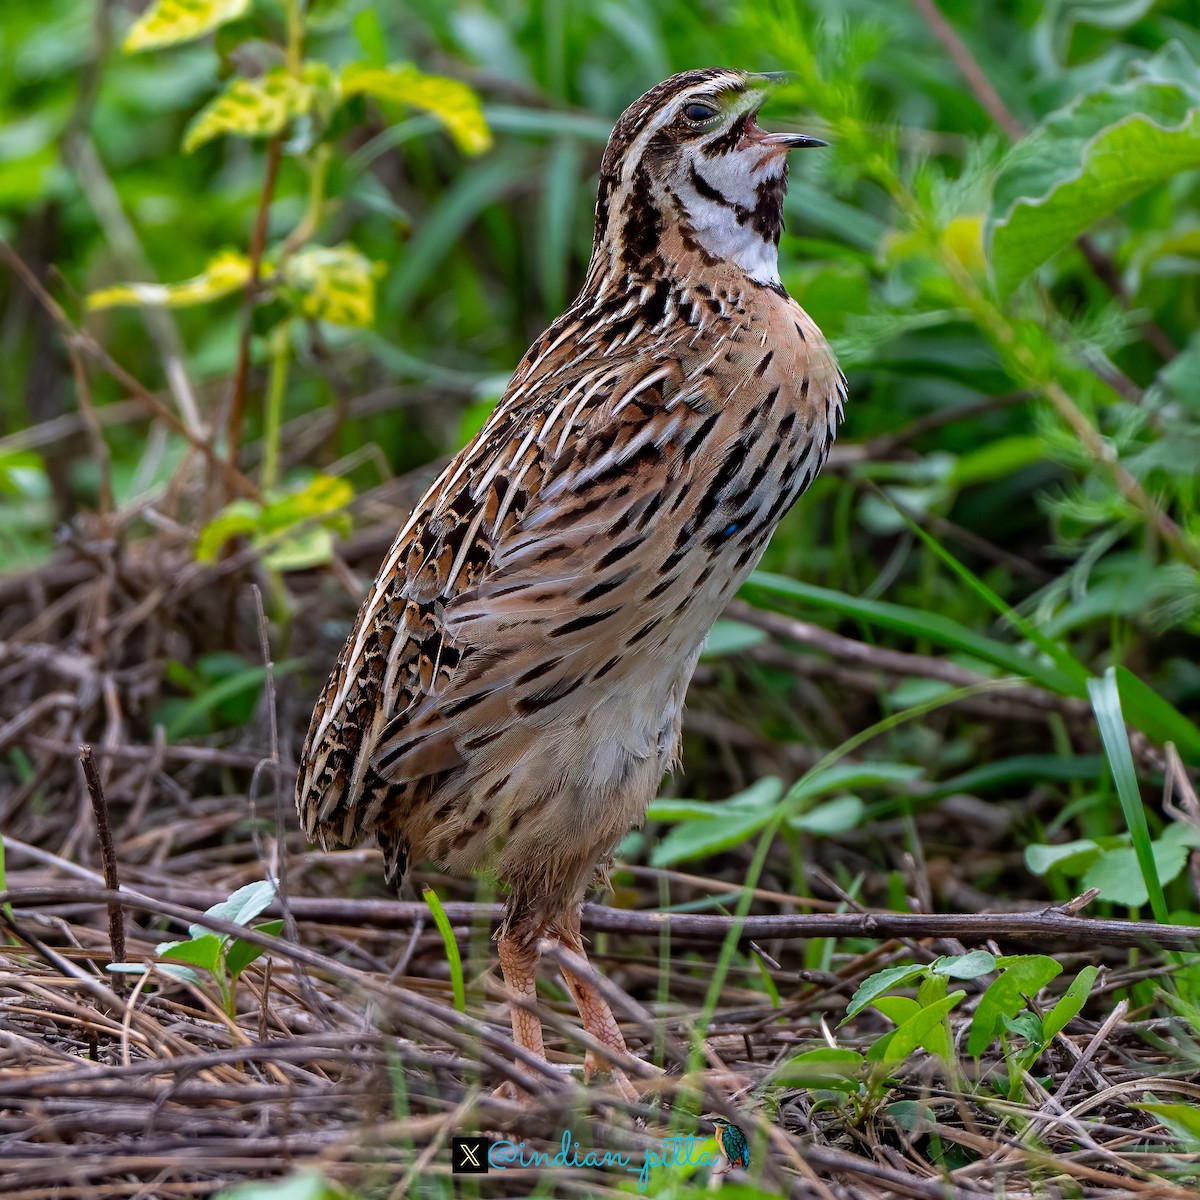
xmin=610 ymin=364 xmax=675 ymax=419
xmin=555 ymin=371 xmax=613 ymax=457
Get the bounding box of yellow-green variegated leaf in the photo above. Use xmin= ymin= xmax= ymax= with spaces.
xmin=124 ymin=0 xmax=250 ymax=53
xmin=86 ymin=249 xmax=251 ymax=310
xmin=184 ymin=64 xmax=336 ymax=153
xmin=282 ymin=244 xmax=382 ymax=326
xmin=341 ymin=63 xmax=491 ymax=155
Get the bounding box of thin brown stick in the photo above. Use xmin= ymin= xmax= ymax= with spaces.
xmin=6 ymin=884 xmax=1198 ymax=952
xmin=78 ymin=747 xmax=126 ymax=979
xmin=226 ymin=135 xmax=284 ymax=485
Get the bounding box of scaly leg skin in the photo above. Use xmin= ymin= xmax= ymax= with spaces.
xmin=554 ymin=907 xmax=640 ymax=1105
xmin=494 ymin=929 xmax=545 ymax=1100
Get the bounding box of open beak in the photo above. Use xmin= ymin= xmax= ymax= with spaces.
xmin=757 ymin=131 xmax=829 ymax=150
xmin=746 ymin=71 xmax=828 ymax=150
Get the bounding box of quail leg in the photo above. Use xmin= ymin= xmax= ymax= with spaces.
xmin=554 ymin=907 xmax=640 ymax=1104
xmin=494 ymin=929 xmax=544 ymax=1099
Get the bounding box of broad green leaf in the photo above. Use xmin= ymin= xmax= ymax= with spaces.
xmin=650 ymin=805 xmax=773 ymax=866
xmin=124 ymin=0 xmax=249 ymax=53
xmin=1082 ymin=839 xmax=1190 ymax=906
xmin=775 ymin=1047 xmax=864 ymax=1091
xmin=262 ymin=526 xmax=336 ymax=571
xmin=872 ymin=995 xmax=920 ymax=1025
xmin=990 ymin=75 xmax=1200 ymax=297
xmin=1134 ymin=1101 xmax=1200 ymax=1150
xmin=1025 ymin=839 xmax=1104 ymax=877
xmin=216 ymin=1171 xmax=349 ymax=1200
xmin=213 ymin=880 xmax=279 ymax=929
xmin=225 ymin=919 xmax=284 ymax=980
xmin=968 ymin=956 xmax=1063 ymax=1056
xmin=158 ymin=932 xmax=225 ymax=973
xmin=787 ymin=760 xmax=923 ymax=803
xmin=342 ymin=63 xmax=492 ymax=155
xmin=184 ymin=64 xmax=336 ymax=153
xmin=86 ymin=250 xmax=251 ymax=310
xmin=647 ymin=777 xmax=783 ymax=823
xmin=883 ymin=991 xmax=965 ymax=1061
xmin=788 ymin=795 xmax=865 ymax=835
xmin=932 ymin=950 xmax=997 ymax=980
xmin=109 ymin=961 xmax=204 ymax=985
xmin=845 ymin=963 xmax=928 ymax=1019
xmin=700 ymin=618 xmax=767 ymax=659
xmin=282 ymin=245 xmax=381 ymax=327
xmin=1042 ymin=965 xmax=1098 ymax=1042
xmin=260 ymin=475 xmax=353 ymax=529
xmin=195 ymin=501 xmax=261 ymax=563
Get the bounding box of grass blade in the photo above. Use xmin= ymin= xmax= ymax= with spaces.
xmin=1087 ymin=668 xmax=1169 ymax=923
xmin=422 ymin=885 xmax=465 ymax=1013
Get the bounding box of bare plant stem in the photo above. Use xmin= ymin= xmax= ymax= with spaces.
xmin=226 ymin=135 xmax=284 ymax=489
xmin=78 ymin=747 xmax=126 ymax=984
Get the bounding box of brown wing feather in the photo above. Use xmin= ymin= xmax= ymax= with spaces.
xmin=295 ymin=333 xmax=686 ymax=855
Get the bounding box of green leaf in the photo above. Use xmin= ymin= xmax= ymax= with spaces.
xmin=1025 ymin=838 xmax=1105 ymax=877
xmin=226 ymin=919 xmax=284 ymax=980
xmin=196 ymin=500 xmax=261 ymax=562
xmin=86 ymin=250 xmax=251 ymax=310
xmin=123 ymin=0 xmax=249 ymax=53
xmin=845 ymin=963 xmax=929 ymax=1019
xmin=158 ymin=933 xmax=225 ymax=973
xmin=650 ymin=805 xmax=774 ymax=866
xmin=1042 ymin=966 xmax=1098 ymax=1042
xmin=883 ymin=991 xmax=965 ymax=1061
xmin=215 ymin=1171 xmax=349 ymax=1200
xmin=262 ymin=526 xmax=335 ymax=571
xmin=205 ymin=879 xmax=279 ymax=932
xmin=968 ymin=956 xmax=1063 ymax=1056
xmin=1088 ymin=668 xmax=1169 ymax=921
xmin=872 ymin=995 xmax=920 ymax=1025
xmin=788 ymin=795 xmax=865 ymax=835
xmin=787 ymin=761 xmax=923 ymax=803
xmin=282 ymin=244 xmax=381 ymax=327
xmin=700 ymin=618 xmax=767 ymax=659
xmin=342 ymin=63 xmax=492 ymax=155
xmin=990 ymin=75 xmax=1200 ymax=297
xmin=932 ymin=950 xmax=997 ymax=980
xmin=1082 ymin=839 xmax=1190 ymax=906
xmin=649 ymin=777 xmax=784 ymax=863
xmin=184 ymin=64 xmax=335 ymax=153
xmin=1134 ymin=1101 xmax=1200 ymax=1150
xmin=774 ymin=1047 xmax=864 ymax=1092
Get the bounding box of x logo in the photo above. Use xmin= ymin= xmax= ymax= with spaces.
xmin=451 ymin=1136 xmax=489 ymax=1174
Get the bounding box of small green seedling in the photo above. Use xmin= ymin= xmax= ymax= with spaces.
xmin=110 ymin=879 xmax=283 ymax=1017
xmin=776 ymin=951 xmax=1100 ymax=1118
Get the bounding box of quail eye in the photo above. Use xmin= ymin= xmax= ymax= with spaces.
xmin=683 ymin=102 xmax=718 ymax=123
